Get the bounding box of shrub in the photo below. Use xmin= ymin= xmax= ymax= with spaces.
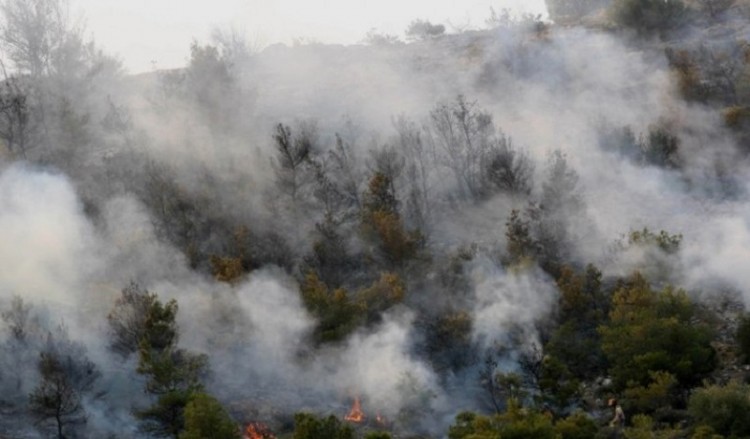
xmin=293 ymin=413 xmax=354 ymax=439
xmin=688 ymin=381 xmax=750 ymax=438
xmin=405 ymin=19 xmax=445 ymax=40
xmin=180 ymin=393 xmax=240 ymax=439
xmin=599 ymin=274 xmax=716 ymax=391
xmin=555 ymin=412 xmax=598 ymax=439
xmin=610 ymin=0 xmax=688 ymax=35
xmin=545 ymin=0 xmax=611 ymax=23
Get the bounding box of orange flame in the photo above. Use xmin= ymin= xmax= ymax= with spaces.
xmin=244 ymin=422 xmax=276 ymax=439
xmin=344 ymin=397 xmax=365 ymax=423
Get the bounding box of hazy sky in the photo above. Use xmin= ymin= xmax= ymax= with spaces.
xmin=73 ymin=0 xmax=548 ymax=73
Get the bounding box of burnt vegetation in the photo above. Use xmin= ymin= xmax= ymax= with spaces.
xmin=2 ymin=0 xmax=750 ymax=438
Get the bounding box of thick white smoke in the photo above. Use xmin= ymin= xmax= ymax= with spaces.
xmin=3 ymin=4 xmax=750 ymax=437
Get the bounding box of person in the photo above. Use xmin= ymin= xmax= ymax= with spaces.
xmin=608 ymin=398 xmax=625 ymax=428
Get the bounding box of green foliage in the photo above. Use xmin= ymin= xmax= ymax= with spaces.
xmin=690 ymin=425 xmax=724 ymax=439
xmin=546 ymin=265 xmax=607 ymax=380
xmin=536 ymin=355 xmax=582 ymax=414
xmin=497 ymin=409 xmax=559 ymax=439
xmin=364 ymin=433 xmax=392 ymax=439
xmin=495 ymin=372 xmax=527 ymax=405
xmin=135 ymin=347 xmax=209 ymax=437
xmin=138 ymin=295 xmax=178 ymax=373
xmin=137 ymin=390 xmax=194 ymax=439
xmin=610 ymin=0 xmax=688 ymax=35
xmin=292 ymin=413 xmax=354 ymax=439
xmin=448 ymin=405 xmax=560 ymax=439
xmin=421 ymin=310 xmax=474 ymax=374
xmin=304 ymin=215 xmax=353 ymax=288
xmin=107 ymin=282 xmax=157 ymax=358
xmin=554 ymin=412 xmax=598 ymax=439
xmin=556 ymin=265 xmax=606 ymax=324
xmin=300 ymin=272 xmax=363 ymax=344
xmin=615 ymin=227 xmax=683 ymax=283
xmin=135 ymin=294 xmax=209 ymax=437
xmin=516 ymin=342 xmax=581 ymax=415
xmin=358 ymin=272 xmax=406 ymax=324
xmin=622 ymin=414 xmax=683 ymax=439
xmin=688 ymin=381 xmax=750 ymax=438
xmin=623 ymin=371 xmax=678 ymax=415
xmin=627 ymin=228 xmax=682 ymax=254
xmin=141 ymin=297 xmax=179 ymax=354
xmin=180 ymin=392 xmax=240 ymax=439
xmin=302 ymin=269 xmax=408 ymax=342
xmin=361 ymin=172 xmax=422 ymax=266
xmin=448 ymin=411 xmax=489 ymax=439
xmin=545 ymin=323 xmax=603 ymax=381
xmin=137 ymin=345 xmax=208 ymax=396
xmin=599 ymin=273 xmax=716 ymax=391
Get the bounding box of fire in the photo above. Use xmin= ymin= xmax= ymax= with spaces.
xmin=344 ymin=396 xmax=365 ymax=423
xmin=244 ymin=422 xmax=276 ymax=439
